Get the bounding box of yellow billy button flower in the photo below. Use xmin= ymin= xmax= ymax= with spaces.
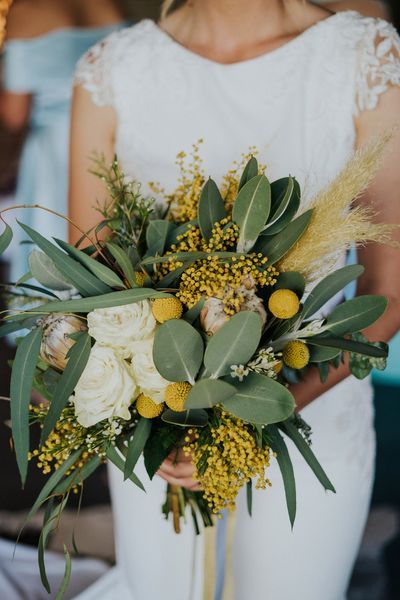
xmin=165 ymin=382 xmax=192 ymax=412
xmin=134 ymin=271 xmax=146 ymax=287
xmin=282 ymin=340 xmax=310 ymax=369
xmin=152 ymin=297 xmax=183 ymax=323
xmin=268 ymin=289 xmax=300 ymax=319
xmin=136 ymin=394 xmax=164 ymax=418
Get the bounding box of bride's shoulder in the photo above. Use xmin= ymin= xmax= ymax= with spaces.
xmin=73 ymin=20 xmax=159 ymax=107
xmin=323 ymin=11 xmax=400 ymax=113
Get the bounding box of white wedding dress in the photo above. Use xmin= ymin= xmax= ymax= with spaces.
xmin=73 ymin=11 xmax=400 ymax=600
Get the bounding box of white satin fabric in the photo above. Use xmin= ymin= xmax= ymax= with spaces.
xmin=72 ymin=11 xmax=400 ymax=599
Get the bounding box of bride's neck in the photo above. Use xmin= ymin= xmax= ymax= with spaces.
xmin=161 ymin=1 xmax=330 ymax=61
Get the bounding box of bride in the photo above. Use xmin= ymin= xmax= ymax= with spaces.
xmin=69 ymin=1 xmax=400 ymax=599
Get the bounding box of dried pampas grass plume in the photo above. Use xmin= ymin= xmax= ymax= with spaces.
xmin=278 ymin=134 xmax=398 ymax=281
xmin=0 ymin=0 xmax=13 ymax=47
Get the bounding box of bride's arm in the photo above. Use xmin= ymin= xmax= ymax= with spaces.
xmin=68 ymin=86 xmax=116 ymax=244
xmin=293 ymin=86 xmax=400 ymax=410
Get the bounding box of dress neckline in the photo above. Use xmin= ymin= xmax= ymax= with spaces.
xmin=146 ymin=11 xmax=346 ymax=68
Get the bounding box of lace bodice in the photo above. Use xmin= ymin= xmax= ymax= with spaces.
xmin=74 ymin=11 xmax=400 ymax=205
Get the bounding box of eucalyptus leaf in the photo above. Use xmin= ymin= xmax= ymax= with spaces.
xmin=40 ymin=333 xmax=92 ymax=445
xmin=279 ymin=420 xmax=335 ymax=492
xmin=182 ymin=298 xmax=205 ymax=324
xmin=55 ymin=239 xmax=125 ymax=289
xmin=185 ymin=378 xmax=236 ymax=409
xmin=262 ymin=178 xmax=301 ymax=236
xmin=15 ymin=288 xmax=170 ymax=317
xmin=325 ymin=295 xmax=388 ymax=335
xmin=273 ymin=272 xmax=305 ymax=298
xmin=246 ymin=480 xmax=253 ymax=517
xmin=161 ymin=408 xmax=209 ymax=427
xmin=233 ymin=175 xmax=271 ymax=253
xmin=309 ymin=345 xmax=341 ymax=363
xmin=29 ymin=249 xmax=74 ymax=291
xmin=306 ymin=334 xmax=388 ymax=358
xmin=123 ymin=418 xmax=152 ymax=480
xmin=106 ymin=445 xmax=145 ymax=491
xmin=204 ymin=311 xmax=262 ymax=379
xmin=106 ymin=242 xmax=137 ymax=287
xmin=153 ymin=319 xmax=204 ymax=383
xmin=198 ymin=178 xmax=226 ymax=242
xmin=146 ymin=220 xmax=175 ymax=257
xmin=10 ymin=326 xmax=42 ymax=485
xmin=265 ymin=425 xmax=296 ymax=527
xmin=222 ymin=372 xmax=295 ymax=424
xmin=0 ymin=223 xmax=13 ymax=255
xmin=19 ymin=222 xmax=111 ymax=297
xmin=0 ymin=317 xmax=39 ymax=338
xmin=238 ymin=156 xmax=259 ymax=190
xmin=255 ymin=210 xmax=313 ymax=264
xmin=54 ymin=545 xmax=72 ymax=600
xmin=301 ymin=265 xmax=364 ymax=321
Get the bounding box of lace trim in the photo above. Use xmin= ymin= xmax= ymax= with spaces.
xmin=356 ymin=19 xmax=400 ymax=113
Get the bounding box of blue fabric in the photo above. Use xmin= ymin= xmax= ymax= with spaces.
xmin=3 ymin=24 xmax=127 ymax=281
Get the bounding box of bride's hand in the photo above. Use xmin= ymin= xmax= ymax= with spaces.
xmin=156 ymin=448 xmax=201 ymax=491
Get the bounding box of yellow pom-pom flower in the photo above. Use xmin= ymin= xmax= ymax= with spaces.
xmin=165 ymin=382 xmax=192 ymax=412
xmin=268 ymin=289 xmax=300 ymax=319
xmin=152 ymin=297 xmax=183 ymax=323
xmin=134 ymin=271 xmax=146 ymax=287
xmin=136 ymin=394 xmax=164 ymax=418
xmin=282 ymin=341 xmax=310 ymax=369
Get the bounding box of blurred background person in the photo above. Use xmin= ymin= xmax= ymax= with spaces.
xmin=0 ymin=0 xmax=128 ymax=284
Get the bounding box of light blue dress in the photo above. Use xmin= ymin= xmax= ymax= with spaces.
xmin=3 ymin=23 xmax=127 ymax=281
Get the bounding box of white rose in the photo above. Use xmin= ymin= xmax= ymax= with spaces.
xmin=130 ymin=338 xmax=169 ymax=404
xmin=87 ymin=301 xmax=156 ymax=354
xmin=72 ymin=343 xmax=139 ymax=427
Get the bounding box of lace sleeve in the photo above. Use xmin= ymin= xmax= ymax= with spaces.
xmin=73 ymin=31 xmax=120 ymax=107
xmin=356 ymin=19 xmax=400 ymax=114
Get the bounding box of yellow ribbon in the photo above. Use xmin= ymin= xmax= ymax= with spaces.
xmin=202 ymin=510 xmax=236 ymax=600
xmin=222 ymin=510 xmax=236 ymax=600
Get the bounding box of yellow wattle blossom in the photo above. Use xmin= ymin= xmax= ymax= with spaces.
xmin=152 ymin=297 xmax=183 ymax=322
xmin=282 ymin=340 xmax=310 ymax=369
xmin=134 ymin=271 xmax=146 ymax=287
xmin=165 ymin=381 xmax=192 ymax=412
xmin=136 ymin=394 xmax=164 ymax=418
xmin=268 ymin=289 xmax=300 ymax=319
xmin=184 ymin=413 xmax=272 ymax=513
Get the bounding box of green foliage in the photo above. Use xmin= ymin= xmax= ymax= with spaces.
xmin=15 ymin=288 xmax=170 ymax=316
xmin=182 ymin=298 xmax=205 ymax=324
xmin=265 ymin=425 xmax=296 ymax=527
xmin=349 ymin=332 xmax=388 ymax=379
xmin=301 ymin=265 xmax=364 ymax=321
xmin=263 ymin=177 xmax=301 ymax=236
xmin=273 ymin=271 xmax=306 ymax=298
xmin=233 ymin=174 xmax=271 ymax=252
xmin=325 ymin=295 xmax=388 ymax=335
xmin=55 ymin=239 xmax=125 ymax=289
xmin=279 ymin=420 xmax=335 ymax=492
xmin=106 ymin=445 xmax=144 ymax=491
xmin=185 ymin=378 xmax=236 ymax=409
xmin=161 ymin=408 xmax=209 ymax=427
xmin=222 ymin=373 xmax=295 ymax=424
xmin=10 ymin=326 xmax=43 ymax=485
xmin=143 ymin=423 xmax=184 ymax=479
xmin=306 ymin=334 xmax=388 ymax=358
xmin=28 ymin=249 xmax=75 ymax=292
xmin=19 ymin=222 xmax=111 ymax=297
xmin=198 ymin=178 xmax=226 ymax=242
xmin=123 ymin=418 xmax=152 ymax=480
xmin=146 ymin=220 xmax=175 ymax=257
xmin=204 ymin=311 xmax=262 ymax=379
xmin=238 ymin=156 xmax=259 ymax=190
xmin=106 ymin=242 xmax=137 ymax=287
xmin=255 ymin=209 xmax=313 ymax=264
xmin=0 ymin=222 xmax=13 ymax=255
xmin=153 ymin=319 xmax=204 ymax=384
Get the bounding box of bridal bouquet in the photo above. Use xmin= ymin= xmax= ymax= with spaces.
xmin=0 ymin=141 xmax=392 ymax=595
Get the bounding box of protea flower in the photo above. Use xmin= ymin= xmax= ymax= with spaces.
xmin=39 ymin=314 xmax=87 ymax=371
xmin=200 ymin=278 xmax=267 ymax=336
